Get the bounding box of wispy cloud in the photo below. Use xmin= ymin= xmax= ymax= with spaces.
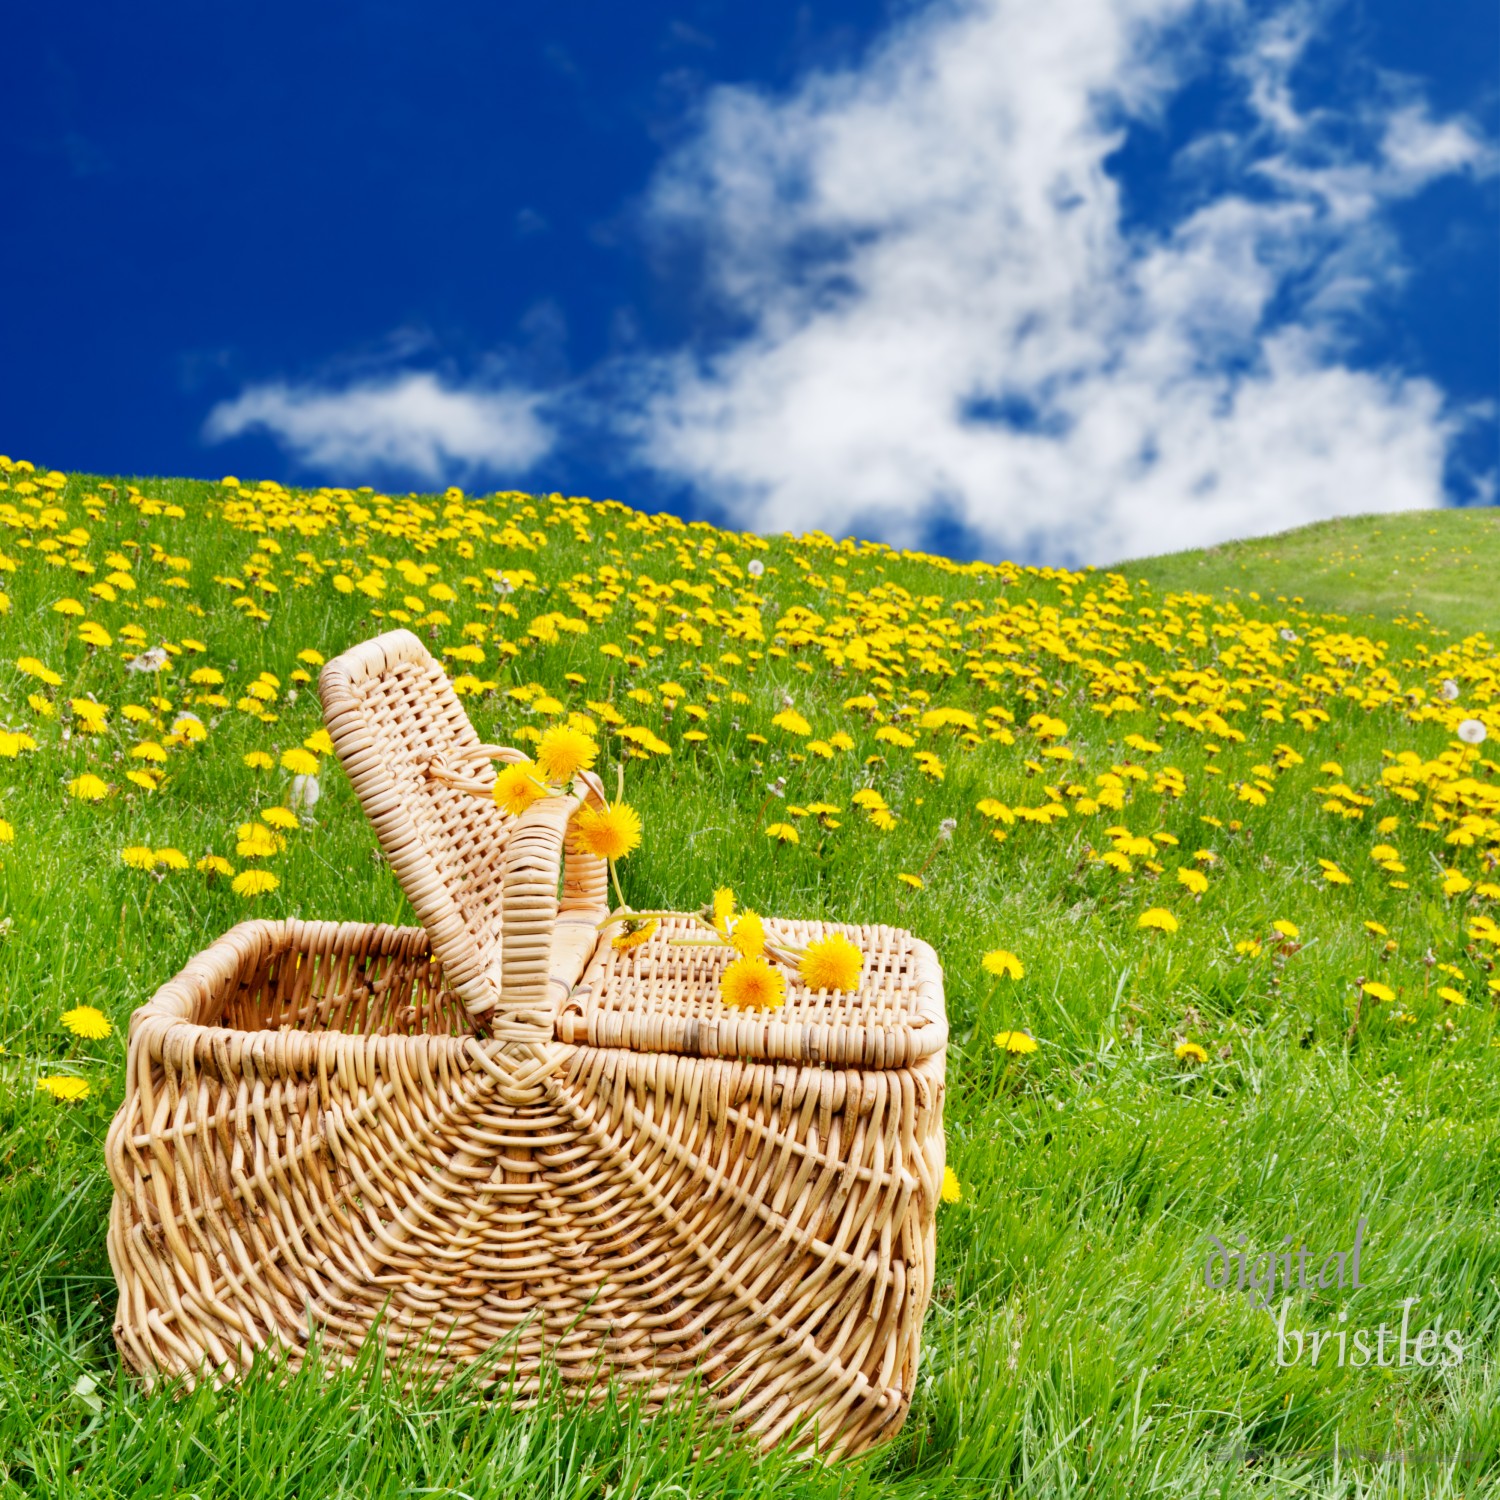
xmin=204 ymin=372 xmax=554 ymax=483
xmin=623 ymin=0 xmax=1491 ymax=561
xmin=202 ymin=0 xmax=1491 ymax=562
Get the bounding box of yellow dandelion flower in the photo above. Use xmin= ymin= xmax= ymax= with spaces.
xmin=36 ymin=1076 xmax=91 ymax=1102
xmin=1176 ymin=867 xmax=1208 ymax=895
xmin=68 ymin=774 xmax=111 ymax=801
xmin=232 ymin=869 xmax=280 ymax=897
xmin=62 ymin=1005 xmax=112 ymax=1040
xmin=1442 ymin=871 xmax=1472 ymax=898
xmin=611 ymin=918 xmax=658 ymax=953
xmin=243 ymin=751 xmax=274 ymax=771
xmin=982 ymin=949 xmax=1024 ymax=980
xmin=993 ymin=1029 xmax=1038 ymax=1055
xmin=0 ymin=819 xmax=12 ymax=844
xmin=261 ymin=807 xmax=300 ymax=830
xmin=575 ymin=802 xmax=642 ymax=861
xmin=1235 ymin=939 xmax=1263 ymax=957
xmin=235 ymin=824 xmax=282 ymax=858
xmin=765 ymin=821 xmax=799 ymax=844
xmin=898 ymin=872 xmax=924 ymax=889
xmin=493 ymin=761 xmax=547 ymax=817
xmin=799 ymin=934 xmax=863 ymax=992
xmin=196 ymin=854 xmax=234 ymax=877
xmin=730 ymin=909 xmax=766 ymax=959
xmin=17 ymin=657 xmax=63 ymax=686
xmin=120 ymin=846 xmax=156 ymax=870
xmin=1138 ymin=907 xmax=1179 ymax=933
xmin=154 ymin=847 xmax=190 ymax=870
xmin=771 ymin=708 xmax=811 ymax=736
xmin=1272 ymin=920 xmax=1300 ymax=940
xmin=1437 ymin=986 xmax=1467 ymax=1006
xmin=535 ymin=724 xmax=597 ymax=782
xmin=1360 ymin=980 xmax=1395 ymax=1002
xmin=1175 ymin=1041 xmax=1208 ymax=1063
xmin=720 ymin=954 xmax=785 ymax=1011
xmin=712 ymin=887 xmax=736 ymax=926
xmin=940 ymin=1166 xmax=962 ymax=1204
xmin=280 ymin=748 xmax=320 ymax=776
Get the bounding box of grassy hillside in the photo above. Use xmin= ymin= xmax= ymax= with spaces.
xmin=1134 ymin=508 xmax=1500 ymax=641
xmin=0 ymin=460 xmax=1497 ymax=1499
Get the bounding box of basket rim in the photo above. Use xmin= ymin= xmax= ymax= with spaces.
xmin=126 ymin=917 xmax=947 ymax=1068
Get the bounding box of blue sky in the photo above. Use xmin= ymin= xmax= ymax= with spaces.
xmin=3 ymin=0 xmax=1495 ymax=563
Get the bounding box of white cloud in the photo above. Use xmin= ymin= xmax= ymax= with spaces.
xmin=622 ymin=0 xmax=1491 ymax=562
xmin=204 ymin=371 xmax=553 ymax=483
xmin=199 ymin=0 xmax=1490 ymax=562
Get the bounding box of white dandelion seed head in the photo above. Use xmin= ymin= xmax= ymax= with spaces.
xmin=290 ymin=774 xmax=322 ymax=809
xmin=1279 ymin=629 xmax=1298 ymax=644
xmin=939 ymin=817 xmax=958 ymax=840
xmin=127 ymin=647 xmax=169 ymax=673
xmin=1456 ymin=719 xmax=1487 ymax=745
xmin=1440 ymin=679 xmax=1460 ymax=701
xmin=747 ymin=559 xmax=765 ymax=578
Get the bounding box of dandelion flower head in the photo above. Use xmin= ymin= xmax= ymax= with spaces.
xmin=536 ymin=724 xmax=597 ymax=782
xmin=575 ymin=801 xmax=642 ymax=861
xmin=799 ymin=934 xmax=863 ymax=992
xmin=62 ymin=1005 xmax=112 ymax=1040
xmin=720 ymin=954 xmax=785 ymax=1011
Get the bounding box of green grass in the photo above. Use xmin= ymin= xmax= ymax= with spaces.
xmin=1134 ymin=507 xmax=1500 ymax=640
xmin=0 ymin=470 xmax=1497 ymax=1498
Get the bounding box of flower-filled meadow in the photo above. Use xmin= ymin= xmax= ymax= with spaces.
xmin=0 ymin=456 xmax=1496 ymax=1494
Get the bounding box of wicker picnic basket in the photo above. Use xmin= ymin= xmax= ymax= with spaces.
xmin=105 ymin=630 xmax=947 ymax=1455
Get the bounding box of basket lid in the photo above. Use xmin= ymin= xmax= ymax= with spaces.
xmin=554 ymin=915 xmax=946 ymax=1067
xmin=318 ymin=630 xmax=610 ymax=1029
xmin=319 ymin=630 xmax=519 ymax=1019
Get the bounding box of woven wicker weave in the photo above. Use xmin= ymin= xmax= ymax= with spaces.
xmin=316 ymin=629 xmax=611 ymax=1033
xmin=105 ymin=630 xmax=948 ymax=1456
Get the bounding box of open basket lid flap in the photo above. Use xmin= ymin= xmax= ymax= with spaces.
xmin=318 ymin=630 xmax=522 ymax=1019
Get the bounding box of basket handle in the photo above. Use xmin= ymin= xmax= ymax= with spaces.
xmin=419 ymin=746 xmax=611 ymax=1033
xmin=423 ymin=743 xmax=531 ymax=796
xmin=492 ymin=773 xmax=610 ymax=1034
